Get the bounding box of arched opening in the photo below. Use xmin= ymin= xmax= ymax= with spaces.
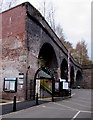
xmin=60 ymin=59 xmax=71 ymax=97
xmin=38 ymin=43 xmax=58 ymax=69
xmin=61 ymin=59 xmax=68 ymax=81
xmin=76 ymin=70 xmax=82 ymax=86
xmin=34 ymin=43 xmax=58 ymax=101
xmin=70 ymin=66 xmax=74 ymax=88
xmin=34 ymin=67 xmax=55 ymax=102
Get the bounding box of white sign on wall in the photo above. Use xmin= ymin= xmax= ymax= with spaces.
xmin=55 ymin=82 xmax=59 ymax=90
xmin=63 ymin=82 xmax=68 ymax=90
xmin=18 ymin=73 xmax=24 ymax=85
xmin=59 ymin=78 xmax=66 ymax=82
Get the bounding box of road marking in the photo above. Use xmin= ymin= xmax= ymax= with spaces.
xmin=40 ymin=105 xmax=68 ymax=111
xmin=42 ymin=105 xmax=46 ymax=108
xmin=71 ymin=97 xmax=91 ymax=104
xmin=53 ymin=102 xmax=92 ymax=115
xmin=80 ymin=110 xmax=92 ymax=113
xmin=44 ymin=106 xmax=67 ymax=111
xmin=0 ymin=115 xmax=2 ymax=120
xmin=71 ymin=93 xmax=75 ymax=97
xmin=64 ymin=100 xmax=91 ymax=108
xmin=78 ymin=97 xmax=91 ymax=102
xmin=53 ymin=102 xmax=79 ymax=111
xmin=71 ymin=111 xmax=80 ymax=120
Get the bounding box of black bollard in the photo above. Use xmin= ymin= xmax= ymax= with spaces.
xmin=13 ymin=95 xmax=16 ymax=112
xmin=36 ymin=93 xmax=38 ymax=105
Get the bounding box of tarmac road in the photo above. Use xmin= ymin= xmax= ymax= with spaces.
xmin=2 ymin=89 xmax=92 ymax=119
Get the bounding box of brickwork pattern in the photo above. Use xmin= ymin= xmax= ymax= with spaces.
xmin=1 ymin=5 xmax=26 ymax=100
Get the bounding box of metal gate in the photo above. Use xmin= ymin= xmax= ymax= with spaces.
xmin=34 ymin=67 xmax=55 ymax=102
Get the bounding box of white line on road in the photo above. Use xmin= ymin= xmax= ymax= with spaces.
xmin=64 ymin=100 xmax=91 ymax=108
xmin=70 ymin=97 xmax=91 ymax=104
xmin=0 ymin=115 xmax=2 ymax=120
xmin=53 ymin=102 xmax=79 ymax=111
xmin=53 ymin=102 xmax=92 ymax=114
xmin=71 ymin=93 xmax=75 ymax=97
xmin=41 ymin=105 xmax=69 ymax=111
xmin=71 ymin=111 xmax=80 ymax=120
xmin=80 ymin=110 xmax=92 ymax=113
xmin=42 ymin=105 xmax=46 ymax=108
xmin=78 ymin=97 xmax=91 ymax=102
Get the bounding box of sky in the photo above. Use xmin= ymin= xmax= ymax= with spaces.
xmin=1 ymin=0 xmax=92 ymax=60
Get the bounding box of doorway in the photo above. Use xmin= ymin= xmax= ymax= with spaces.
xmin=34 ymin=67 xmax=55 ymax=102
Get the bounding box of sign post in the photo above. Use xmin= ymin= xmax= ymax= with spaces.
xmin=68 ymin=50 xmax=70 ymax=88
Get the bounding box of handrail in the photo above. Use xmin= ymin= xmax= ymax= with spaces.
xmin=40 ymin=83 xmax=52 ymax=94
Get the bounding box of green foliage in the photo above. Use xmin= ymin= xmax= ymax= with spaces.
xmin=60 ymin=39 xmax=92 ymax=65
xmin=38 ymin=56 xmax=46 ymax=67
xmin=61 ymin=38 xmax=74 ymax=53
xmin=72 ymin=40 xmax=92 ymax=65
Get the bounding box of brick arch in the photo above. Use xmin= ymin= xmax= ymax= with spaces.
xmin=60 ymin=58 xmax=68 ymax=81
xmin=38 ymin=42 xmax=58 ymax=71
xmin=76 ymin=70 xmax=82 ymax=86
xmin=70 ymin=66 xmax=75 ymax=88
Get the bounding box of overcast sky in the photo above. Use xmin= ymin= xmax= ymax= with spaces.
xmin=1 ymin=0 xmax=92 ymax=59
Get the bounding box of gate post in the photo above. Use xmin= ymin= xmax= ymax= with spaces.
xmin=52 ymin=79 xmax=54 ymax=102
xmin=36 ymin=93 xmax=38 ymax=105
xmin=13 ymin=95 xmax=16 ymax=112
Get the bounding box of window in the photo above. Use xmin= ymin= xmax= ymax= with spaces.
xmin=3 ymin=78 xmax=17 ymax=92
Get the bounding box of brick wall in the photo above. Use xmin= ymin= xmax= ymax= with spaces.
xmin=0 ymin=13 xmax=2 ymax=98
xmin=1 ymin=5 xmax=27 ymax=100
xmin=82 ymin=65 xmax=93 ymax=89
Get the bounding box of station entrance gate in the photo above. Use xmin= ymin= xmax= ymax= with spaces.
xmin=34 ymin=67 xmax=55 ymax=102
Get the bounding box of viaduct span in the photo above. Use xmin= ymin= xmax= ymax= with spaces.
xmin=1 ymin=2 xmax=91 ymax=100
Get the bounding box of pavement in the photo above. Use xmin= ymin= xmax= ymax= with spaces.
xmin=0 ymin=95 xmax=71 ymax=115
xmin=1 ymin=99 xmax=48 ymax=115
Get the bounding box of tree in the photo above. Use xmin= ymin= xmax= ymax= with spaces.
xmin=72 ymin=40 xmax=92 ymax=65
xmin=0 ymin=0 xmax=3 ymax=12
xmin=39 ymin=0 xmax=66 ymax=40
xmin=60 ymin=37 xmax=73 ymax=53
xmin=39 ymin=0 xmax=56 ymax=31
xmin=1 ymin=0 xmax=18 ymax=12
xmin=55 ymin=24 xmax=64 ymax=39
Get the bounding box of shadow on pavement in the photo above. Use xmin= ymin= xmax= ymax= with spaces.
xmin=1 ymin=100 xmax=49 ymax=115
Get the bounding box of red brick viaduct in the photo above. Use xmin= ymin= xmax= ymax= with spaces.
xmin=0 ymin=2 xmax=93 ymax=100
